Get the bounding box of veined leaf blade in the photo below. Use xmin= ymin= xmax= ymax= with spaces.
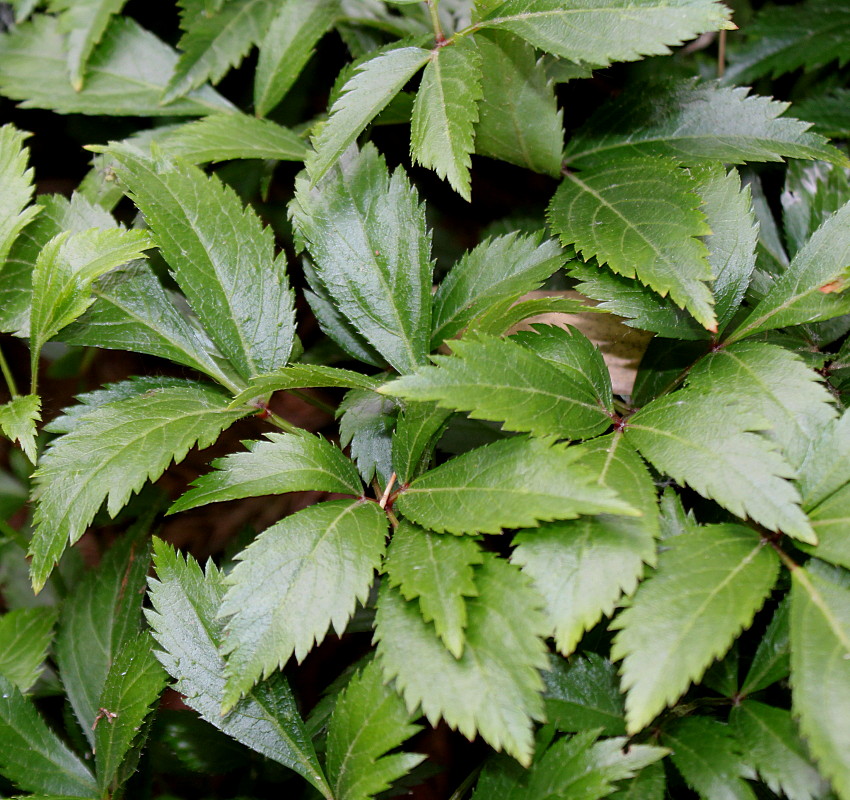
xmin=0 ymin=124 xmax=39 ymax=268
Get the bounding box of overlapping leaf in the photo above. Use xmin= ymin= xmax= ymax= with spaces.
xmin=782 ymin=161 xmax=850 ymax=258
xmin=376 ymin=553 xmax=549 ymax=765
xmin=229 ymin=364 xmax=380 ymax=408
xmin=0 ymin=124 xmax=39 ymax=268
xmin=0 ymin=607 xmax=56 ymax=691
xmin=611 ymin=525 xmax=779 ymax=733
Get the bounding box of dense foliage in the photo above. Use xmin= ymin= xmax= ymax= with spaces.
xmin=1 ymin=0 xmax=849 ymax=798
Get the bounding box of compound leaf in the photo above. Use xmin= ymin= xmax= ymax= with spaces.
xmin=611 ymin=525 xmax=779 ymax=734
xmin=375 ymin=553 xmax=549 ymax=766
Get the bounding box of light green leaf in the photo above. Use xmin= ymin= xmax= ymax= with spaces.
xmin=473 ymin=728 xmax=668 ymax=799
xmin=724 ymin=0 xmax=850 ymax=84
xmin=687 ymin=341 xmax=837 ymax=470
xmin=162 ymin=0 xmax=278 ymax=104
xmin=229 ymin=364 xmax=381 ymax=408
xmin=306 ymin=46 xmax=431 ymax=184
xmin=384 ymin=520 xmax=483 ymax=658
xmin=376 ymin=554 xmax=549 ymax=765
xmin=805 ymin=484 xmax=850 ymax=571
xmin=395 ymin=435 xmax=637 ymax=535
xmin=431 ymin=230 xmax=565 ymax=346
xmin=95 ymin=634 xmax=167 ymax=794
xmin=664 ymin=717 xmax=756 ymax=800
xmin=477 ymin=0 xmax=732 ymax=65
xmin=474 ymin=31 xmax=562 ymax=177
xmin=254 ymin=0 xmax=337 ymax=117
xmin=790 ymin=561 xmax=850 ymax=795
xmin=728 ymin=200 xmax=850 ymax=342
xmin=542 ymin=652 xmax=626 ymax=736
xmin=28 ymin=227 xmax=153 ymax=374
xmin=60 ymin=261 xmax=240 ymax=391
xmin=160 ymin=113 xmax=307 ymax=164
xmin=0 ymin=394 xmax=41 ymax=463
xmin=292 ymin=144 xmax=432 ymax=374
xmin=0 ymin=192 xmax=116 ymax=335
xmin=611 ymin=525 xmax=779 ymax=734
xmin=55 ymin=526 xmax=151 ymax=746
xmin=565 ymin=81 xmax=847 ymax=169
xmin=0 ymin=124 xmax=39 ymax=268
xmin=50 ymin=0 xmax=127 ymax=90
xmin=741 ymin=598 xmax=790 ymax=696
xmin=625 ymin=390 xmax=815 ymax=543
xmin=146 ymin=539 xmax=331 ymax=797
xmin=325 ymin=659 xmax=424 ymax=800
xmin=0 ymin=15 xmax=235 ymax=115
xmin=170 ymin=431 xmax=362 ymax=514
xmin=109 ymin=147 xmax=296 ymax=380
xmin=29 ymin=380 xmax=247 ymax=591
xmin=513 ymin=434 xmax=658 ymax=655
xmin=730 ymin=700 xmax=827 ymax=800
xmin=219 ymin=500 xmax=387 ymax=711
xmin=0 ymin=607 xmax=56 ymax=691
xmin=0 ymin=674 xmax=97 ymax=798
xmin=548 ymin=156 xmax=716 ymax=331
xmin=410 ymin=37 xmax=482 ymax=200
xmin=381 ymin=331 xmax=612 ymax=440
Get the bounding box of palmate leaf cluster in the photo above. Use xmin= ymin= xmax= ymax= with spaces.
xmin=0 ymin=0 xmax=850 ymax=798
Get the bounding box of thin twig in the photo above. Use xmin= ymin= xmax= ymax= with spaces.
xmin=379 ymin=472 xmax=397 ymax=509
xmin=0 ymin=343 xmax=19 ymax=398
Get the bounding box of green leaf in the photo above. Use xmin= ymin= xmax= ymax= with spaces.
xmin=338 ymin=388 xmax=397 ymax=486
xmin=790 ymin=561 xmax=850 ymax=795
xmin=109 ymin=147 xmax=296 ymax=380
xmin=306 ymin=46 xmax=431 ymax=184
xmin=730 ymin=700 xmax=827 ymax=800
xmin=0 ymin=192 xmax=117 ymax=335
xmin=470 ymin=294 xmax=595 ymax=337
xmin=162 ymin=0 xmax=278 ymax=104
xmin=512 ymin=434 xmax=658 ymax=655
xmin=610 ymin=762 xmax=666 ymax=800
xmin=55 ymin=528 xmax=151 ymax=746
xmin=28 ymin=227 xmax=153 ymax=372
xmin=611 ymin=525 xmax=779 ymax=734
xmin=565 ymin=81 xmax=847 ymax=169
xmin=477 ymin=0 xmax=732 ymax=65
xmin=0 ymin=675 xmax=97 ymax=798
xmin=60 ymin=261 xmax=240 ymax=390
xmin=391 ymin=401 xmax=451 ymax=483
xmin=741 ymin=598 xmax=790 ymax=696
xmin=548 ymin=156 xmax=716 ymax=331
xmin=625 ymin=390 xmax=815 ymax=543
xmin=728 ymin=200 xmax=850 ymax=342
xmin=376 ymin=553 xmax=548 ymax=765
xmin=170 ymin=431 xmax=362 ymax=513
xmin=292 ymin=144 xmax=432 ymax=373
xmin=381 ymin=331 xmax=612 ymax=440
xmin=724 ymin=0 xmax=850 ymax=84
xmin=805 ymin=484 xmax=850 ymax=571
xmin=95 ymin=634 xmax=167 ymax=794
xmin=229 ymin=364 xmax=381 ymax=408
xmin=395 ymin=436 xmax=637 ymax=535
xmin=325 ymin=659 xmax=424 ymax=800
xmin=384 ymin=520 xmax=483 ymax=659
xmin=410 ymin=37 xmax=482 ymax=200
xmin=50 ymin=0 xmax=127 ymax=90
xmin=29 ymin=380 xmax=247 ymax=591
xmin=474 ymin=31 xmax=562 ymax=177
xmin=663 ymin=717 xmax=756 ymax=800
xmin=0 ymin=607 xmax=56 ymax=691
xmin=794 ymin=89 xmax=850 ymax=140
xmin=159 ymin=113 xmax=307 ymax=164
xmin=0 ymin=394 xmax=41 ymax=463
xmin=0 ymin=15 xmax=235 ymax=115
xmin=146 ymin=539 xmax=331 ymax=797
xmin=687 ymin=341 xmax=837 ymax=470
xmin=782 ymin=161 xmax=850 ymax=258
xmin=431 ymin=230 xmax=565 ymax=346
xmin=542 ymin=652 xmax=626 ymax=736
xmin=0 ymin=124 xmax=39 ymax=268
xmin=254 ymin=0 xmax=337 ymax=116
xmin=473 ymin=729 xmax=668 ymax=800
xmin=219 ymin=500 xmax=387 ymax=711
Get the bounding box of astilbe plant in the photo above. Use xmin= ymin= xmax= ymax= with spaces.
xmin=0 ymin=0 xmax=849 ymax=798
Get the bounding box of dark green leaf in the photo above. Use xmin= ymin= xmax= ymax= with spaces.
xmin=146 ymin=539 xmax=331 ymax=797
xmin=782 ymin=161 xmax=850 ymax=258
xmin=338 ymin=388 xmax=397 ymax=485
xmin=611 ymin=525 xmax=779 ymax=734
xmin=391 ymin=401 xmax=451 ymax=483
xmin=0 ymin=607 xmax=56 ymax=691
xmin=741 ymin=598 xmax=790 ymax=696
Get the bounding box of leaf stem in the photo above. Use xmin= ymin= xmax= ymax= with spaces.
xmin=425 ymin=0 xmax=447 ymax=45
xmin=290 ymin=388 xmax=337 ymax=416
xmin=379 ymin=472 xmax=397 ymax=509
xmin=265 ymin=409 xmax=302 ymax=435
xmin=0 ymin=343 xmax=19 ymax=398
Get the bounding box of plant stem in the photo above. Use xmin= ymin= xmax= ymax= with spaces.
xmin=425 ymin=0 xmax=447 ymax=44
xmin=266 ymin=410 xmax=302 ymax=435
xmin=290 ymin=388 xmax=337 ymax=416
xmin=0 ymin=343 xmax=19 ymax=398
xmin=717 ymin=29 xmax=727 ymax=78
